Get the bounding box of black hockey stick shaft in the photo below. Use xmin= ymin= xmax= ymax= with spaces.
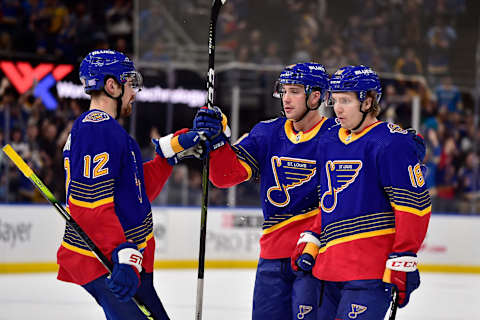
xmin=2 ymin=144 xmax=156 ymax=320
xmin=388 ymin=286 xmax=399 ymax=320
xmin=196 ymin=1 xmax=226 ymax=319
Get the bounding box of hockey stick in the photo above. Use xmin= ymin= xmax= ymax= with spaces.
xmin=2 ymin=144 xmax=156 ymax=320
xmin=196 ymin=1 xmax=226 ymax=319
xmin=388 ymin=286 xmax=399 ymax=320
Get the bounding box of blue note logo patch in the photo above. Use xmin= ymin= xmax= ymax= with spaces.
xmin=82 ymin=111 xmax=110 ymax=123
xmin=267 ymin=156 xmax=316 ymax=207
xmin=320 ymin=160 xmax=362 ymax=213
xmin=297 ymin=305 xmax=313 ymax=319
xmin=348 ymin=304 xmax=367 ymax=319
xmin=387 ymin=123 xmax=408 ymax=134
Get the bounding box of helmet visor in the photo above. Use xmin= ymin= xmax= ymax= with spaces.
xmin=272 ymin=80 xmax=284 ymax=99
xmin=122 ymin=71 xmax=143 ymax=92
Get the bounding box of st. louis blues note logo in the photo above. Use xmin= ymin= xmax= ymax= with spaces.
xmin=297 ymin=305 xmax=313 ymax=319
xmin=320 ymin=160 xmax=362 ymax=213
xmin=82 ymin=110 xmax=110 ymax=123
xmin=348 ymin=304 xmax=367 ymax=319
xmin=387 ymin=122 xmax=408 ymax=134
xmin=267 ymin=156 xmax=316 ymax=207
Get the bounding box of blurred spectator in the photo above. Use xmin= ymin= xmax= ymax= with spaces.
xmin=261 ymin=40 xmax=283 ymax=66
xmin=426 ymin=16 xmax=457 ymax=85
xmin=188 ymin=169 xmax=202 ymax=205
xmin=142 ymin=40 xmax=171 ymax=62
xmin=0 ymin=31 xmax=13 ymax=53
xmin=248 ymin=29 xmax=263 ymax=64
xmin=435 ymin=76 xmax=462 ymax=113
xmin=165 ymin=164 xmax=190 ymax=206
xmin=10 ymin=126 xmax=29 ymax=158
xmin=457 ymin=151 xmax=480 ymax=213
xmin=394 ymin=48 xmax=423 ymax=75
xmin=105 ymin=0 xmax=133 ymax=39
xmin=434 ymin=136 xmax=460 ymax=212
xmin=217 ymin=1 xmax=243 ymax=50
xmin=34 ymin=0 xmax=69 ymax=55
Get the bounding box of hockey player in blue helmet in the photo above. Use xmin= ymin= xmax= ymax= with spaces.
xmin=192 ymin=62 xmax=337 ymax=320
xmin=291 ymin=65 xmax=431 ymax=319
xmin=273 ymin=62 xmax=330 ymax=122
xmin=79 ymin=49 xmax=144 ymax=120
xmin=327 ymin=64 xmax=383 ymax=132
xmin=57 ymin=50 xmax=206 ymax=319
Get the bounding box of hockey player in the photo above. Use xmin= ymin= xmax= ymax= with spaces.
xmin=57 ymin=50 xmax=205 ymax=320
xmin=193 ymin=62 xmax=336 ymax=320
xmin=292 ymin=65 xmax=431 ymax=319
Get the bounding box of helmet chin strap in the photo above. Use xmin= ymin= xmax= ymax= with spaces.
xmin=351 ymin=100 xmax=370 ymax=132
xmin=103 ymin=85 xmax=125 ymax=119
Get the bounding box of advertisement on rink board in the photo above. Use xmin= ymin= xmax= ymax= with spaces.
xmin=152 ymin=208 xmax=262 ymax=261
xmin=0 ymin=205 xmax=480 ymax=273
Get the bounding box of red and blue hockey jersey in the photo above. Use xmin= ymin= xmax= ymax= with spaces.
xmin=57 ymin=109 xmax=172 ymax=285
xmin=210 ymin=117 xmax=337 ymax=259
xmin=310 ymin=121 xmax=431 ymax=281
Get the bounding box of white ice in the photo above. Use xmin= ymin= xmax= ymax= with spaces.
xmin=0 ymin=270 xmax=478 ymax=319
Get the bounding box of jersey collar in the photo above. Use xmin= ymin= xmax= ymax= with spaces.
xmin=338 ymin=121 xmax=382 ymax=144
xmin=284 ymin=117 xmax=326 ymax=144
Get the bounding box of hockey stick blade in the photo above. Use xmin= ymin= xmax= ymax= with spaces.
xmin=2 ymin=144 xmax=156 ymax=320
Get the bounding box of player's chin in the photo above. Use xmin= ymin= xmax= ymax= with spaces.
xmin=337 ymin=118 xmax=348 ymax=128
xmin=285 ymin=111 xmax=298 ymax=120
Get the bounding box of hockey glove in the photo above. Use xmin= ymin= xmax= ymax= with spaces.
xmin=153 ymin=128 xmax=207 ymax=166
xmin=193 ymin=106 xmax=231 ymax=151
xmin=383 ymin=252 xmax=420 ymax=308
xmin=407 ymin=128 xmax=426 ymax=162
xmin=291 ymin=231 xmax=321 ymax=272
xmin=105 ymin=242 xmax=143 ymax=302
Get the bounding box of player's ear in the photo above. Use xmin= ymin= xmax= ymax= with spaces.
xmin=104 ymin=77 xmax=118 ymax=95
xmin=309 ymin=90 xmax=321 ymax=103
xmin=361 ymin=96 xmax=373 ymax=112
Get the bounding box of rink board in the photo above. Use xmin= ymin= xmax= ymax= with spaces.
xmin=0 ymin=204 xmax=479 ymax=273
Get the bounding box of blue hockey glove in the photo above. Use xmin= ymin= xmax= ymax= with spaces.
xmin=193 ymin=106 xmax=231 ymax=151
xmin=406 ymin=128 xmax=426 ymax=162
xmin=383 ymin=252 xmax=420 ymax=308
xmin=291 ymin=231 xmax=321 ymax=272
xmin=106 ymin=242 xmax=143 ymax=302
xmin=153 ymin=128 xmax=207 ymax=165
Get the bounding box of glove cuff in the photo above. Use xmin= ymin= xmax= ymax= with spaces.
xmin=156 ymin=134 xmax=175 ymax=158
xmin=297 ymin=231 xmax=321 ymax=247
xmin=221 ymin=114 xmax=231 ymax=138
xmin=113 ymin=243 xmax=143 ymax=273
xmin=386 ymin=254 xmax=418 ymax=272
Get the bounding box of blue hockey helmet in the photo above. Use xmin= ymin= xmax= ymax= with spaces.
xmin=79 ymin=50 xmax=143 ymax=94
xmin=329 ymin=65 xmax=382 ymax=103
xmin=273 ymin=62 xmax=329 ymax=101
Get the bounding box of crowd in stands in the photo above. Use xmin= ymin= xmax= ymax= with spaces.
xmin=0 ymin=0 xmax=478 ymax=213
